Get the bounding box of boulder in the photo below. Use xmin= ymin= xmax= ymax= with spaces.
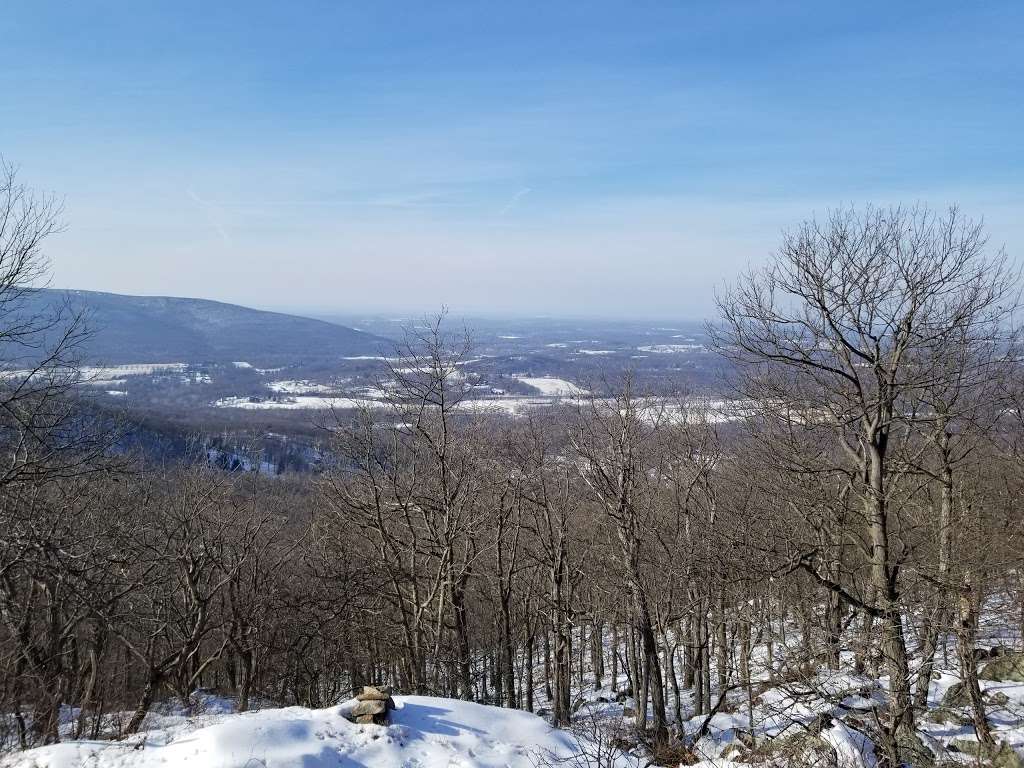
xmin=925 ymin=707 xmax=972 ymax=726
xmin=951 ymin=739 xmax=1024 ymax=768
xmin=753 ymin=733 xmax=840 ymax=768
xmin=357 ymin=685 xmax=393 ymax=702
xmin=941 ymin=682 xmax=1009 ymax=710
xmin=942 ymin=682 xmax=970 ymax=707
xmin=344 ymin=684 xmax=396 ymax=725
xmin=351 ymin=699 xmax=388 ymax=717
xmin=980 ymin=652 xmax=1024 ymax=683
xmin=975 ymin=646 xmax=1012 ymax=662
xmin=988 ymin=691 xmax=1010 ymax=706
xmin=896 ymin=731 xmax=935 ymax=768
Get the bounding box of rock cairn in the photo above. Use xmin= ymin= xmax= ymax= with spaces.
xmin=347 ymin=685 xmax=395 ymax=725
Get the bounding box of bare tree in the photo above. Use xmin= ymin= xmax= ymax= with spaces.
xmin=571 ymin=378 xmax=671 ymax=746
xmin=711 ymin=204 xmax=1016 ymax=765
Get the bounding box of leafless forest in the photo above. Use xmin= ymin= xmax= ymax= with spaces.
xmin=2 ymin=167 xmax=1024 ymax=767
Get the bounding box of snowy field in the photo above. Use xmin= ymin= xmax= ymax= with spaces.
xmin=214 ymin=395 xmax=381 ymax=410
xmin=637 ymin=344 xmax=706 ymax=354
xmin=0 ymin=363 xmax=188 ymax=382
xmin=267 ymin=379 xmax=336 ymax=394
xmin=212 ymin=391 xmax=742 ymax=424
xmin=513 ymin=376 xmax=587 ymax=396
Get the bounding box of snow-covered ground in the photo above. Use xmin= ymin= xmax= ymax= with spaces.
xmin=2 ymin=696 xmax=603 ymax=768
xmin=214 ymin=395 xmax=381 ymax=410
xmin=0 ymin=363 xmax=188 ymax=382
xmin=514 ymin=376 xmax=587 ymax=396
xmin=637 ymin=344 xmax=706 ymax=354
xmin=267 ymin=379 xmax=335 ymax=394
xmin=4 ymin=633 xmax=1024 ymax=767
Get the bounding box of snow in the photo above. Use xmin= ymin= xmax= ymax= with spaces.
xmin=214 ymin=396 xmax=380 ymax=411
xmin=455 ymin=397 xmax=555 ymax=416
xmin=514 ymin=376 xmax=587 ymax=397
xmin=637 ymin=344 xmax=706 ymax=354
xmin=79 ymin=363 xmax=189 ymax=378
xmin=5 ymin=632 xmax=1024 ymax=768
xmin=231 ymin=361 xmax=253 ymax=369
xmin=267 ymin=379 xmax=334 ymax=394
xmin=3 ymin=696 xmax=595 ymax=768
xmin=1 ymin=364 xmax=188 ymax=383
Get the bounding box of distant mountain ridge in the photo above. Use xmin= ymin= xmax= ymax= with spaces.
xmin=19 ymin=289 xmax=390 ymax=365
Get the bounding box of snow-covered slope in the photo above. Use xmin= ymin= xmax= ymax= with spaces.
xmin=1 ymin=695 xmax=592 ymax=768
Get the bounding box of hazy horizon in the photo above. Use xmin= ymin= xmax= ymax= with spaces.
xmin=6 ymin=2 xmax=1023 ymax=317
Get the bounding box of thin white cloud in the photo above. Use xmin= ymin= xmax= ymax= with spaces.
xmin=499 ymin=187 xmax=532 ymax=216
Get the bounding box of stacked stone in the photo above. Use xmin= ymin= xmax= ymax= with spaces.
xmin=348 ymin=685 xmax=395 ymax=725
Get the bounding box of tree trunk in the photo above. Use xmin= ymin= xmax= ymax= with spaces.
xmin=125 ymin=670 xmax=161 ymax=735
xmin=957 ymin=580 xmax=994 ymax=747
xmin=914 ymin=452 xmax=953 ymax=711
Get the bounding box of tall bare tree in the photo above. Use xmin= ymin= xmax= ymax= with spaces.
xmin=711 ymin=204 xmax=1016 ymax=765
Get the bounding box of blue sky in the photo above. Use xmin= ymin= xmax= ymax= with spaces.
xmin=2 ymin=1 xmax=1022 ymax=318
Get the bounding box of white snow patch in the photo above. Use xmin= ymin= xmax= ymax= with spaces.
xmin=214 ymin=396 xmax=381 ymax=411
xmin=5 ymin=696 xmax=596 ymax=768
xmin=514 ymin=377 xmax=587 ymax=396
xmin=637 ymin=344 xmax=706 ymax=354
xmin=267 ymin=380 xmax=334 ymax=395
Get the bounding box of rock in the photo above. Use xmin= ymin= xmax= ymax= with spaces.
xmin=942 ymin=682 xmax=969 ymax=707
xmin=980 ymin=652 xmax=1024 ymax=683
xmin=975 ymin=646 xmax=1013 ymax=661
xmin=343 ymin=685 xmax=395 ymax=726
xmin=351 ymin=699 xmax=388 ymax=717
xmin=755 ymin=733 xmax=839 ymax=767
xmin=357 ymin=685 xmax=393 ymax=702
xmin=925 ymin=707 xmax=972 ymax=726
xmin=987 ymin=691 xmax=1010 ymax=706
xmin=896 ymin=731 xmax=935 ymax=768
xmin=952 ymin=739 xmax=1024 ymax=768
xmin=941 ymin=681 xmax=1011 ymax=709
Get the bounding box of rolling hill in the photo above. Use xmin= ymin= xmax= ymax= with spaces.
xmin=17 ymin=289 xmax=390 ymax=365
